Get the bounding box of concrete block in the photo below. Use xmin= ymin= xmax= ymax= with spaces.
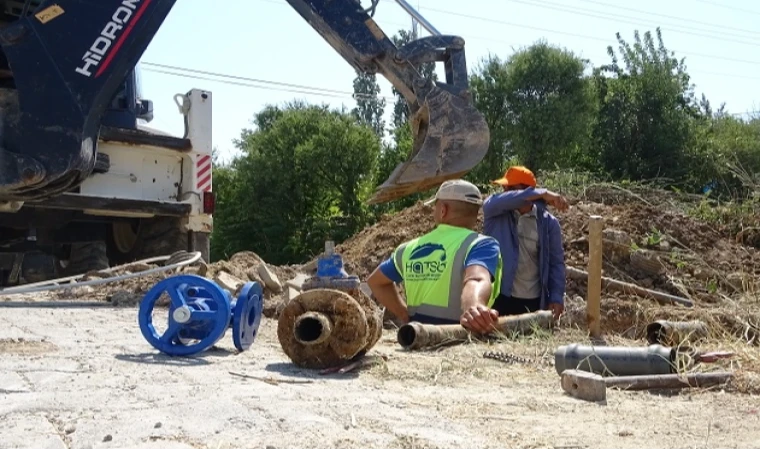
xmin=285 ymin=273 xmax=309 ymax=291
xmin=257 ymin=264 xmax=283 ymax=293
xmin=301 ymin=259 xmax=318 ymax=273
xmin=286 ymin=287 xmax=300 ymax=302
xmin=214 ymin=271 xmax=245 ymax=294
xmin=561 ymin=369 xmax=607 ymax=402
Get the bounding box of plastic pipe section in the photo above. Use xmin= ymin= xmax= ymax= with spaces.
xmin=554 ymin=344 xmax=679 ymax=377
xmin=397 ymin=310 xmax=554 ymax=350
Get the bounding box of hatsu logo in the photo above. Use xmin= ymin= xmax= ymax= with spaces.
xmin=75 ymin=0 xmax=153 ymax=78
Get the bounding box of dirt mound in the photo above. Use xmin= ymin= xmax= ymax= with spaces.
xmin=337 ymin=196 xmax=759 ymax=299
xmin=333 ymin=191 xmax=759 ymax=344
xmin=335 ymin=201 xmax=437 ymax=279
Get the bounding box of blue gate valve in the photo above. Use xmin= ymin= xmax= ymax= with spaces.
xmin=302 ymin=241 xmax=360 ymax=292
xmin=138 ymin=274 xmax=264 ymax=357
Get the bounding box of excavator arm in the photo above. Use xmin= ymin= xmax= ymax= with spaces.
xmin=0 ymin=0 xmax=488 ymax=204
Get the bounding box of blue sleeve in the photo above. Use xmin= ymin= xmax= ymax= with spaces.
xmin=483 ymin=187 xmax=547 ymax=219
xmin=547 ymin=217 xmax=566 ymax=305
xmin=379 ymin=257 xmax=403 ymax=283
xmin=464 ymin=237 xmax=501 ymax=280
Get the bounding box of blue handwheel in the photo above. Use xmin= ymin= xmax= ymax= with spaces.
xmin=138 ymin=274 xmax=231 ymax=356
xmin=232 ymin=282 xmax=264 ymax=351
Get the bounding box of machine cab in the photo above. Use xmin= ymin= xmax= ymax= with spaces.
xmin=102 ymin=64 xmax=155 ymax=130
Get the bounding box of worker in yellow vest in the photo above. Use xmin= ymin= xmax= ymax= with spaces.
xmin=367 ymin=180 xmax=503 ymax=334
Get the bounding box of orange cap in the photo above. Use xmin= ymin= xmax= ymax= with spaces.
xmin=492 ymin=166 xmax=537 ymax=188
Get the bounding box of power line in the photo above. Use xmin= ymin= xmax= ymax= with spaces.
xmin=416 ymin=4 xmax=760 ymax=67
xmin=141 ymin=65 xmax=397 ymax=101
xmin=695 ymin=0 xmax=760 ymax=17
xmin=576 ymin=0 xmax=760 ymax=38
xmin=143 ymin=63 xmax=760 ymax=122
xmin=143 ymin=68 xmax=354 ymax=99
xmin=503 ymin=0 xmax=760 ymax=47
xmin=253 ymin=0 xmax=760 ymax=66
xmin=143 ymin=62 xmax=354 ymax=96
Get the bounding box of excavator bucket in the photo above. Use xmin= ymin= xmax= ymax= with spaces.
xmin=368 ymin=86 xmax=490 ymax=205
xmin=283 ymin=0 xmax=490 ymax=205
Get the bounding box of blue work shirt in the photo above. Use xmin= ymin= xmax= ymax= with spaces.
xmin=482 ymin=188 xmax=566 ymax=309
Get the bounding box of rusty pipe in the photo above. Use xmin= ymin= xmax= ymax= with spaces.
xmin=646 ymin=320 xmax=709 ymax=346
xmin=293 ymin=311 xmax=334 ymax=346
xmin=397 ymin=310 xmax=554 ymax=350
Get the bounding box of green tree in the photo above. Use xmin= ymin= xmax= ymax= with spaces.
xmin=469 ymin=42 xmax=594 ymax=181
xmin=590 ymin=28 xmax=703 ymax=188
xmin=219 ymin=102 xmax=381 ymax=264
xmin=351 ymin=71 xmax=386 ymax=138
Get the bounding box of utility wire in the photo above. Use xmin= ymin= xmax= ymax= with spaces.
xmin=695 ymin=0 xmax=760 ymax=17
xmin=503 ymin=0 xmax=760 ymax=47
xmin=576 ymin=0 xmax=760 ymax=38
xmin=143 ymin=60 xmax=760 ymax=119
xmin=255 ymin=0 xmax=760 ymax=66
xmin=417 ymin=4 xmax=760 ymax=67
xmin=141 ymin=65 xmax=397 ymax=101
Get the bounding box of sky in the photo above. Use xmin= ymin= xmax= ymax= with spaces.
xmin=137 ymin=0 xmax=760 ymax=163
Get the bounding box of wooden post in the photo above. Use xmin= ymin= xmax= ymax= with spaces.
xmin=587 ymin=215 xmax=603 ymax=338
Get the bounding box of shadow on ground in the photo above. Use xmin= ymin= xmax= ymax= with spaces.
xmin=115 ymin=346 xmax=236 ymax=366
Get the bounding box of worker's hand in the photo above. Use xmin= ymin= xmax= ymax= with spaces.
xmin=460 ymin=305 xmax=499 ymax=335
xmin=549 ymin=302 xmax=564 ymax=321
xmin=543 ymin=191 xmax=569 ymax=212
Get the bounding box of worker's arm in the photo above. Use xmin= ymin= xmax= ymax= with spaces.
xmin=367 ymin=255 xmax=410 ymax=323
xmin=483 ymin=188 xmax=568 ymax=218
xmin=459 ymin=238 xmax=500 ymax=334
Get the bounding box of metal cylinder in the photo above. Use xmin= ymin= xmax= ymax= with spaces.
xmin=398 ymin=310 xmax=554 ymax=350
xmin=646 ymin=320 xmax=709 ymax=346
xmin=293 ymin=312 xmax=333 ymax=346
xmin=554 ymin=344 xmax=677 ymax=377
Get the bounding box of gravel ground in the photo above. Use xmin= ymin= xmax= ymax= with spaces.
xmin=1 ymin=294 xmax=759 ymax=449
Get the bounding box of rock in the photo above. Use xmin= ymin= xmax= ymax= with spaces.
xmin=154 ymin=422 xmax=162 ymax=429
xmin=122 ymin=262 xmax=153 ymax=273
xmin=300 ymin=259 xmax=318 ymax=273
xmin=263 ymin=294 xmax=283 ymax=318
xmin=68 ymin=286 xmax=95 ymax=297
xmin=285 ymin=273 xmax=310 ymax=291
xmin=630 ymin=250 xmax=665 ymax=276
xmin=64 ymin=425 xmax=76 ymax=435
xmin=659 ymin=240 xmax=671 ymax=251
xmin=109 ymin=290 xmax=144 ymax=307
xmin=286 ymin=287 xmax=300 ymax=302
xmin=103 ymin=435 xmax=113 ymax=442
xmin=195 ymin=261 xmax=209 ymax=277
xmin=214 ymin=271 xmax=245 ymax=294
xmin=246 ymin=268 xmax=263 ymax=284
xmin=257 ymin=264 xmax=283 ymax=293
xmin=602 ymin=229 xmax=632 ymax=262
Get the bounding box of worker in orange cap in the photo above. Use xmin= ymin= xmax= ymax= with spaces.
xmin=483 ymin=166 xmax=569 ymax=320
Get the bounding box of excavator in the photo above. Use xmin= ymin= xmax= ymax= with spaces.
xmin=0 ymin=0 xmax=489 ymax=286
